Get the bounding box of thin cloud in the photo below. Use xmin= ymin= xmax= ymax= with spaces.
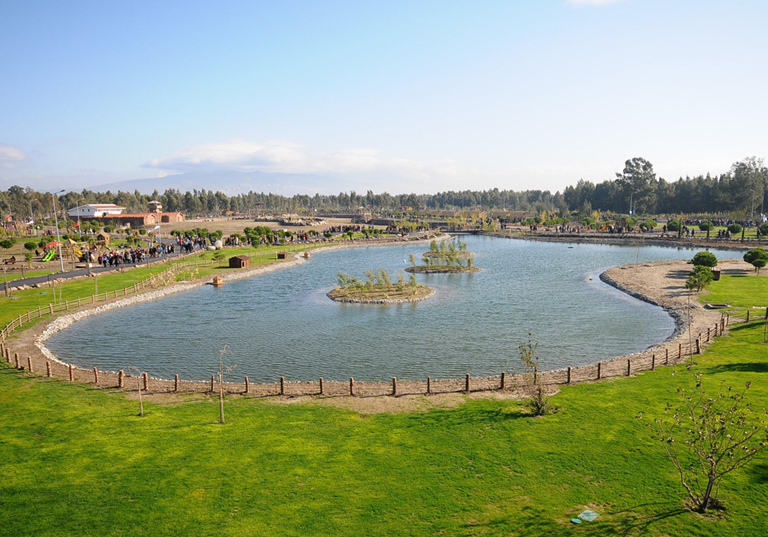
xmin=0 ymin=143 xmax=26 ymax=169
xmin=142 ymin=140 xmax=459 ymax=180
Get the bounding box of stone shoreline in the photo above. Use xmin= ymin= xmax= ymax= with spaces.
xmin=2 ymin=240 xmax=755 ymax=413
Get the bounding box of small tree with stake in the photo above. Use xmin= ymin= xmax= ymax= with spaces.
xmin=519 ymin=334 xmax=551 ymax=416
xmin=644 ymin=375 xmax=767 ymax=513
xmin=217 ymin=345 xmax=235 ymax=424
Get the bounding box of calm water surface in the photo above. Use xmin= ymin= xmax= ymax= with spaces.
xmin=47 ymin=236 xmax=735 ymax=382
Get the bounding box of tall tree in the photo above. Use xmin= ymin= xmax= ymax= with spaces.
xmin=615 ymin=157 xmax=657 ymax=214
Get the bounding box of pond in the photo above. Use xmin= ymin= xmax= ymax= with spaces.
xmin=46 ymin=236 xmax=736 ymax=382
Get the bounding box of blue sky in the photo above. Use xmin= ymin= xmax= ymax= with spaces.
xmin=1 ymin=0 xmax=767 ymax=194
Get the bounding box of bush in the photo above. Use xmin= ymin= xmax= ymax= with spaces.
xmin=698 ymin=221 xmax=713 ymax=232
xmin=0 ymin=238 xmax=15 ymax=250
xmin=24 ymin=241 xmax=38 ymax=251
xmin=691 ymin=251 xmax=718 ymax=267
xmin=38 ymin=238 xmax=48 ymax=248
xmin=103 ymin=225 xmax=114 ymax=233
xmin=760 ymin=223 xmax=768 ymax=236
xmin=685 ymin=266 xmax=714 ymax=292
xmin=666 ymin=219 xmax=681 ymax=232
xmin=640 ymin=220 xmax=657 ymax=231
xmin=727 ymin=224 xmax=743 ymax=235
xmin=743 ymin=248 xmax=768 ymax=274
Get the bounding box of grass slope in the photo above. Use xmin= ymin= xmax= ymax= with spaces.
xmin=0 ymin=277 xmax=767 ymax=536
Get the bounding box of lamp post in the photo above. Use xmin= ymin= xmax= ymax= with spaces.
xmin=51 ymin=189 xmax=66 ymax=273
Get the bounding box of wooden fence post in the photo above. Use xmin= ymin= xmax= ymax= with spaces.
xmin=27 ymin=356 xmax=33 ymax=373
xmin=65 ymin=300 xmax=69 ymax=311
xmin=14 ymin=353 xmax=20 ymax=369
xmin=707 ymin=327 xmax=711 ymax=342
xmin=678 ymin=343 xmax=683 ymax=360
xmin=174 ymin=374 xmax=179 ymax=393
xmin=26 ymin=310 xmax=31 ymax=322
xmin=210 ymin=374 xmax=215 ymax=392
xmin=319 ymin=377 xmax=324 ymax=395
xmin=92 ymin=294 xmax=95 ymax=303
xmin=349 ymin=377 xmax=355 ymax=396
xmin=465 ymin=373 xmax=470 ymax=394
xmin=392 ymin=376 xmax=397 ymax=396
xmin=665 ymin=348 xmax=669 ymax=365
xmin=765 ymin=307 xmax=768 ymax=320
xmin=627 ymin=359 xmax=631 ymax=376
xmin=93 ymin=367 xmax=99 ymax=384
xmin=46 ymin=361 xmax=51 ymax=378
xmin=69 ymin=364 xmax=74 ymax=381
xmin=651 ymin=354 xmax=655 ymax=371
xmin=597 ymin=362 xmax=602 ymax=379
xmin=746 ymin=310 xmax=750 ymax=323
xmin=49 ymin=303 xmax=53 ymax=314
xmin=18 ymin=315 xmax=22 ymax=327
xmin=427 ymin=376 xmax=432 ymax=394
xmin=143 ymin=372 xmax=148 ymax=391
xmin=118 ymin=370 xmax=124 ymax=388
xmin=37 ymin=306 xmax=41 ymax=317
xmin=696 ymin=338 xmax=701 ymax=354
xmin=77 ymin=297 xmax=81 ymax=307
xmin=500 ymin=371 xmax=506 ymax=390
xmin=4 ymin=347 xmax=9 ymax=363
xmin=567 ymin=366 xmax=571 ymax=384
xmin=280 ymin=376 xmax=285 ymax=396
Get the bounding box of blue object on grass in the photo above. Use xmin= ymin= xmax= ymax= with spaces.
xmin=578 ymin=509 xmax=600 ymax=522
xmin=571 ymin=518 xmax=582 ymax=524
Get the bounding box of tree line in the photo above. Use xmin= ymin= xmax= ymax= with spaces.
xmin=1 ymin=157 xmax=765 ymax=220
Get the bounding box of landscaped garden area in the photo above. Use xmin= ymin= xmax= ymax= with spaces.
xmin=1 ymin=257 xmax=767 ymax=536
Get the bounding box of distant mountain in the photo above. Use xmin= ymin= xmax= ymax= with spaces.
xmin=88 ymin=170 xmax=349 ymax=196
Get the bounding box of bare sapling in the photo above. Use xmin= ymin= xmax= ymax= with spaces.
xmin=519 ymin=334 xmax=551 ymax=416
xmin=643 ymin=374 xmax=768 ymax=512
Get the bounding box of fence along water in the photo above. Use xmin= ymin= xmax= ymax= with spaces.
xmin=3 ymin=279 xmax=752 ymax=398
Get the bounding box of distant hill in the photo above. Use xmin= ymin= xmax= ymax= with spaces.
xmin=88 ymin=170 xmax=348 ymax=196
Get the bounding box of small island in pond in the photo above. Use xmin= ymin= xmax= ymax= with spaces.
xmin=327 ymin=268 xmax=434 ymax=303
xmin=405 ymin=239 xmax=481 ymax=274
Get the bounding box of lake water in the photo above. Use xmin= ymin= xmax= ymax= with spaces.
xmin=46 ymin=236 xmax=735 ymax=382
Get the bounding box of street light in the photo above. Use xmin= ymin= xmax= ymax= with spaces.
xmin=51 ymin=189 xmax=66 ymax=273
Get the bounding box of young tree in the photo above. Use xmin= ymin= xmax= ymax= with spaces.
xmin=686 ymin=266 xmax=714 ymax=293
xmin=519 ymin=335 xmax=551 ymax=416
xmin=743 ymin=248 xmax=768 ymax=274
xmin=646 ymin=375 xmax=768 ymax=512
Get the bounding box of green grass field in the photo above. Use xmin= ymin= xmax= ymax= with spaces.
xmin=0 ymin=273 xmax=767 ymax=536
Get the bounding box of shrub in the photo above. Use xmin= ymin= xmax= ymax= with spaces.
xmin=24 ymin=241 xmax=37 ymax=251
xmin=685 ymin=266 xmax=713 ymax=292
xmin=760 ymin=223 xmax=768 ymax=236
xmin=727 ymin=224 xmax=743 ymax=235
xmin=666 ymin=219 xmax=681 ymax=232
xmin=691 ymin=251 xmax=717 ymax=268
xmin=743 ymin=248 xmax=768 ymax=274
xmin=0 ymin=238 xmax=16 ymax=249
xmin=641 ymin=220 xmax=657 ymax=231
xmin=698 ymin=221 xmax=713 ymax=232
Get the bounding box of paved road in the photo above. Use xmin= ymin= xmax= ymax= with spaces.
xmin=2 ymin=246 xmax=189 ymax=291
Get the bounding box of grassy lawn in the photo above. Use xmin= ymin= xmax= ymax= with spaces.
xmin=1 ymin=270 xmax=767 ymax=535
xmin=700 ymin=272 xmax=768 ymax=309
